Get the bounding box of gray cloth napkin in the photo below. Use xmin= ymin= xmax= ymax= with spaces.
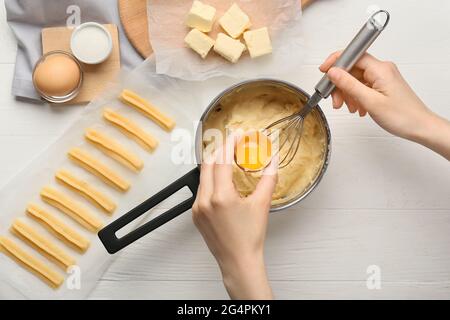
xmin=5 ymin=0 xmax=144 ymax=102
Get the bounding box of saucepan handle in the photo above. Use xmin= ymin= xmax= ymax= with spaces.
xmin=98 ymin=167 xmax=200 ymax=254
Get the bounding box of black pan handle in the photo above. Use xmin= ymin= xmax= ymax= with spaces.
xmin=98 ymin=167 xmax=200 ymax=254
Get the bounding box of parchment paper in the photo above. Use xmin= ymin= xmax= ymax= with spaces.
xmin=147 ymin=0 xmax=304 ymax=80
xmin=0 ymin=57 xmax=238 ymax=299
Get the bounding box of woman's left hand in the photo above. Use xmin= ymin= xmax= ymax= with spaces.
xmin=192 ymin=134 xmax=278 ymax=300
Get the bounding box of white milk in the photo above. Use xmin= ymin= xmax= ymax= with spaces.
xmin=71 ymin=24 xmax=112 ymax=64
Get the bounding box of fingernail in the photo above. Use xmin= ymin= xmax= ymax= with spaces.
xmin=204 ymin=151 xmax=216 ymax=165
xmin=264 ymin=155 xmax=279 ymax=176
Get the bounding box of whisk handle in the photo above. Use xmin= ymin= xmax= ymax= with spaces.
xmin=315 ymin=10 xmax=390 ymax=99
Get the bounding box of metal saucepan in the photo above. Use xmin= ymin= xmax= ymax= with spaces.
xmin=98 ymin=79 xmax=331 ymax=254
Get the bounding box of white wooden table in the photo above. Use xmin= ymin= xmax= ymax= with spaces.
xmin=1 ymin=0 xmax=449 ymax=299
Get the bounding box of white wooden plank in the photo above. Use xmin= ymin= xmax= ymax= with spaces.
xmin=112 ymin=136 xmax=449 ymax=210
xmin=300 ymin=0 xmax=450 ymax=65
xmin=2 ymin=62 xmax=448 ymax=138
xmin=1 ymin=61 xmax=449 ymax=209
xmin=0 ymin=135 xmax=447 ymax=210
xmin=0 ymin=0 xmax=17 ymax=64
xmin=0 ymin=64 xmax=19 ymax=109
xmin=307 ymin=137 xmax=450 ymax=210
xmin=0 ymin=64 xmax=84 ymax=187
xmin=0 ymin=135 xmax=60 ymax=188
xmin=89 ymin=280 xmax=450 ymax=300
xmin=0 ymin=105 xmax=84 ymax=136
xmin=99 ymin=209 xmax=450 ymax=283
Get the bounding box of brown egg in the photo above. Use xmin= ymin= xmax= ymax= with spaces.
xmin=33 ymin=53 xmax=81 ymax=97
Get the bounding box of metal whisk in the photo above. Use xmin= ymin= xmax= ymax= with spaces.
xmin=265 ymin=10 xmax=390 ymax=169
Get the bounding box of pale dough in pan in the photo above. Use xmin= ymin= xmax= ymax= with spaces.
xmin=56 ymin=169 xmax=116 ymax=214
xmin=26 ymin=203 xmax=90 ymax=253
xmin=203 ymin=86 xmax=327 ymax=205
xmin=40 ymin=186 xmax=104 ymax=232
xmin=103 ymin=108 xmax=158 ymax=152
xmin=120 ymin=89 xmax=176 ymax=132
xmin=11 ymin=219 xmax=76 ymax=271
xmin=85 ymin=128 xmax=143 ymax=172
xmin=68 ymin=147 xmax=130 ymax=192
xmin=0 ymin=236 xmax=64 ymax=289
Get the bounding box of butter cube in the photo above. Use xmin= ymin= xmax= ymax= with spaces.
xmin=219 ymin=3 xmax=251 ymax=39
xmin=213 ymin=33 xmax=246 ymax=63
xmin=184 ymin=29 xmax=215 ymax=59
xmin=185 ymin=0 xmax=216 ymax=32
xmin=243 ymin=27 xmax=272 ymax=58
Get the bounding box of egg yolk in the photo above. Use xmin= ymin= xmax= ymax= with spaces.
xmin=235 ymin=131 xmax=272 ymax=171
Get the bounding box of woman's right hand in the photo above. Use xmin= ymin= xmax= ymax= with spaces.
xmin=320 ymin=51 xmax=450 ymax=160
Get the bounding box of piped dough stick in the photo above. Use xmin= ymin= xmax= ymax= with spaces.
xmin=10 ymin=219 xmax=76 ymax=271
xmin=68 ymin=147 xmax=130 ymax=192
xmin=40 ymin=186 xmax=103 ymax=232
xmin=26 ymin=204 xmax=90 ymax=253
xmin=103 ymin=108 xmax=158 ymax=152
xmin=0 ymin=236 xmax=64 ymax=289
xmin=55 ymin=169 xmax=116 ymax=214
xmin=85 ymin=128 xmax=143 ymax=172
xmin=120 ymin=89 xmax=176 ymax=131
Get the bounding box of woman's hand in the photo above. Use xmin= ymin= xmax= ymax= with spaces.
xmin=320 ymin=52 xmax=450 ymax=160
xmin=192 ymin=134 xmax=278 ymax=300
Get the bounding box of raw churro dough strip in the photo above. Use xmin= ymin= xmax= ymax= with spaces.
xmin=40 ymin=186 xmax=104 ymax=232
xmin=85 ymin=128 xmax=143 ymax=172
xmin=68 ymin=147 xmax=130 ymax=192
xmin=120 ymin=89 xmax=176 ymax=131
xmin=26 ymin=204 xmax=90 ymax=253
xmin=10 ymin=219 xmax=76 ymax=271
xmin=55 ymin=169 xmax=116 ymax=214
xmin=103 ymin=108 xmax=158 ymax=152
xmin=0 ymin=236 xmax=64 ymax=289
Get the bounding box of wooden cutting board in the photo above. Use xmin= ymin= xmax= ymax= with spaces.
xmin=119 ymin=0 xmax=315 ymax=59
